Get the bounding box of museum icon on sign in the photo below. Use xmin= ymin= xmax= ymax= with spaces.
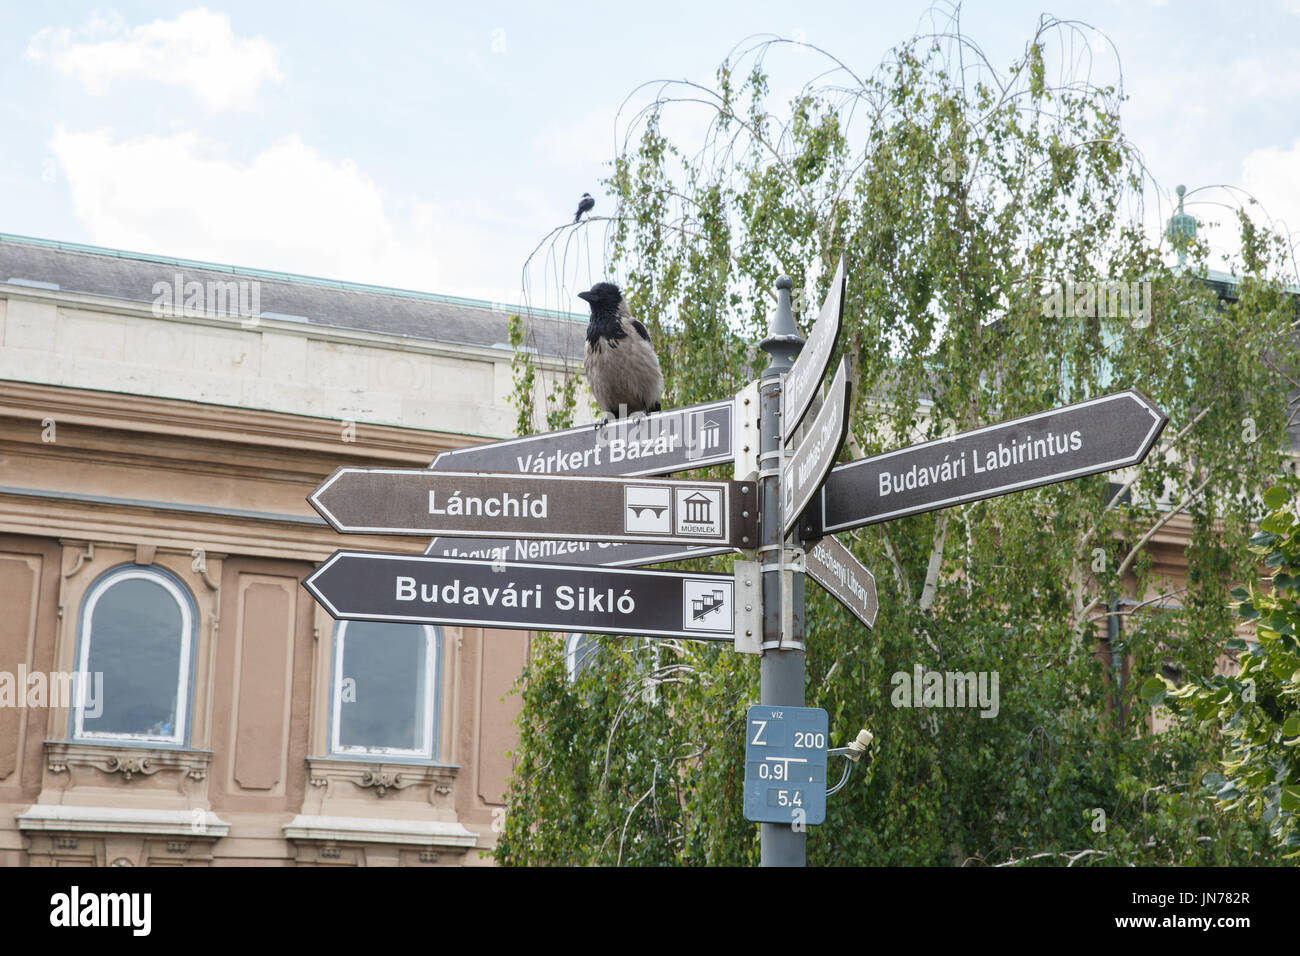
xmin=675 ymin=488 xmax=723 ymax=537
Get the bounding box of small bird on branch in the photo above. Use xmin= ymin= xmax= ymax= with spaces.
xmin=574 ymin=192 xmax=595 ymax=223
xmin=578 ymin=282 xmax=663 ymax=419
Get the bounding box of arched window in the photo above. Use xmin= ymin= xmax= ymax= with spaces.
xmin=565 ymin=633 xmax=601 ymax=683
xmin=74 ymin=565 xmax=196 ymax=745
xmin=330 ymin=621 xmax=440 ymax=760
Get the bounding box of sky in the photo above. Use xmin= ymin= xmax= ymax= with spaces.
xmin=1 ymin=0 xmax=1298 ymax=312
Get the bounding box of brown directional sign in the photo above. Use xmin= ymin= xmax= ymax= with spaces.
xmin=304 ymin=551 xmax=738 ymax=641
xmin=805 ymin=536 xmax=877 ymax=629
xmin=310 ymin=469 xmax=757 ymax=549
xmin=429 ymin=398 xmax=734 ymax=477
xmin=783 ymin=357 xmax=851 ymax=537
xmin=425 ymin=536 xmax=732 ymax=568
xmin=783 ymin=257 xmax=845 ymax=436
xmin=800 ymin=389 xmax=1168 ymax=539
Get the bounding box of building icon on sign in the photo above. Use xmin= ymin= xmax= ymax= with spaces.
xmin=683 ymin=492 xmax=713 ymax=524
xmin=685 ymin=415 xmax=722 ymax=459
xmin=698 ymin=419 xmax=720 ymax=450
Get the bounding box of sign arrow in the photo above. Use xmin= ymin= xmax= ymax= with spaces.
xmin=304 ymin=551 xmax=738 ymax=641
xmin=782 ymin=256 xmax=845 ymax=436
xmin=783 ymin=357 xmax=851 ymax=537
xmin=800 ymin=389 xmax=1168 ymax=538
xmin=805 ymin=535 xmax=877 ymax=629
xmin=429 ymin=398 xmax=735 ymax=478
xmin=310 ymin=469 xmax=757 ymax=549
xmin=425 ymin=536 xmax=732 ymax=568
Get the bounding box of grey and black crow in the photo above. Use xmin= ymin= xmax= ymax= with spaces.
xmin=578 ymin=282 xmax=663 ymax=419
xmin=574 ymin=192 xmax=595 ymax=223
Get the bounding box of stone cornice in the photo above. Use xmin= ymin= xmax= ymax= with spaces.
xmin=0 ymin=380 xmax=486 ymax=462
xmin=46 ymin=741 xmax=215 ymax=782
xmin=282 ymin=814 xmax=477 ymax=848
xmin=306 ymin=756 xmax=458 ymax=798
xmin=0 ymin=493 xmax=424 ymax=562
xmin=17 ymin=804 xmax=230 ymax=838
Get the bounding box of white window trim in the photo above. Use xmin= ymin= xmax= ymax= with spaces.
xmin=74 ymin=566 xmax=194 ymax=746
xmin=330 ymin=621 xmax=439 ymax=760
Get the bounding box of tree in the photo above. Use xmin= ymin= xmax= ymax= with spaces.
xmin=1162 ymin=479 xmax=1300 ymax=857
xmin=495 ymin=14 xmax=1299 ymax=866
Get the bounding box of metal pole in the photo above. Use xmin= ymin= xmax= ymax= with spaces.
xmin=759 ymin=275 xmax=806 ymax=867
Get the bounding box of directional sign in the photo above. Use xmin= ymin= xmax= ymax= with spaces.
xmin=782 ymin=357 xmax=851 ymax=537
xmin=310 ymin=469 xmax=757 ymax=549
xmin=782 ymin=257 xmax=845 ymax=436
xmin=743 ymin=705 xmax=828 ymax=826
xmin=304 ymin=551 xmax=738 ymax=641
xmin=805 ymin=536 xmax=877 ymax=629
xmin=430 ymin=398 xmax=734 ymax=478
xmin=425 ymin=536 xmax=732 ymax=568
xmin=800 ymin=389 xmax=1168 ymax=539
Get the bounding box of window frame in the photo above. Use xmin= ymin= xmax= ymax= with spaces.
xmin=328 ymin=620 xmax=441 ymax=761
xmin=71 ymin=563 xmax=197 ymax=747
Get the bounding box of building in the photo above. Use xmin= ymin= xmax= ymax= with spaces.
xmin=0 ymin=233 xmax=586 ymax=865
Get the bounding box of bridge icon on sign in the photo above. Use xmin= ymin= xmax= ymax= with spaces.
xmin=627 ymin=504 xmax=668 ymax=519
xmin=624 ymin=485 xmax=672 ymax=534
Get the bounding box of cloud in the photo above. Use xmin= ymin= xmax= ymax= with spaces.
xmin=1241 ymin=138 xmax=1300 ymax=242
xmin=26 ymin=7 xmax=281 ymax=112
xmin=1231 ymin=56 xmax=1300 ymax=101
xmin=533 ymin=110 xmax=618 ymax=171
xmin=46 ymin=126 xmax=492 ymax=297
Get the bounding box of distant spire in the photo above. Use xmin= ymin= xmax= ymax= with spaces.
xmin=1165 ymin=184 xmax=1196 ymax=268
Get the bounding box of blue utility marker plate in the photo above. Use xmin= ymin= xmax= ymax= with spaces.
xmin=743 ymin=705 xmax=829 ymax=826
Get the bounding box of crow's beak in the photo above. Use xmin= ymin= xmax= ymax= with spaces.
xmin=577 ymin=291 xmax=594 ymax=303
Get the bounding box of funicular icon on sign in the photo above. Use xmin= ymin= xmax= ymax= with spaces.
xmin=692 ymin=589 xmax=727 ymax=620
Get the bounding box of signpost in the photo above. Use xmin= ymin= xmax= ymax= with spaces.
xmin=804 ymin=536 xmax=878 ymax=630
xmin=744 ymin=705 xmax=829 ymax=826
xmin=429 ymin=398 xmax=734 ymax=477
xmin=305 ymin=551 xmax=738 ymax=641
xmin=425 ymin=535 xmax=731 ymax=568
xmin=310 ymin=468 xmax=757 ymax=549
xmin=301 ymin=261 xmax=1170 ymax=870
xmin=781 ymin=257 xmax=845 ymax=435
xmin=782 ymin=357 xmax=851 ymax=537
xmin=798 ymin=389 xmax=1168 ymax=540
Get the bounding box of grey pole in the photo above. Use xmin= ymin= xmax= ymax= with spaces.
xmin=759 ymin=275 xmax=806 ymax=867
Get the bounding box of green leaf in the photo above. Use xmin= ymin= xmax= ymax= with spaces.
xmin=1282 ymin=716 xmax=1300 ymax=738
xmin=1261 ymin=513 xmax=1293 ymax=534
xmin=1263 ymin=485 xmax=1290 ymax=510
xmin=1140 ymin=677 xmax=1168 ymax=706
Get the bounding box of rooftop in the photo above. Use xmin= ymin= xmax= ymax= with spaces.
xmin=0 ymin=232 xmax=586 ymax=360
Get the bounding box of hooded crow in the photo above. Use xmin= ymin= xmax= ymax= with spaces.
xmin=578 ymin=282 xmax=663 ymax=419
xmin=574 ymin=193 xmax=595 ymax=223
